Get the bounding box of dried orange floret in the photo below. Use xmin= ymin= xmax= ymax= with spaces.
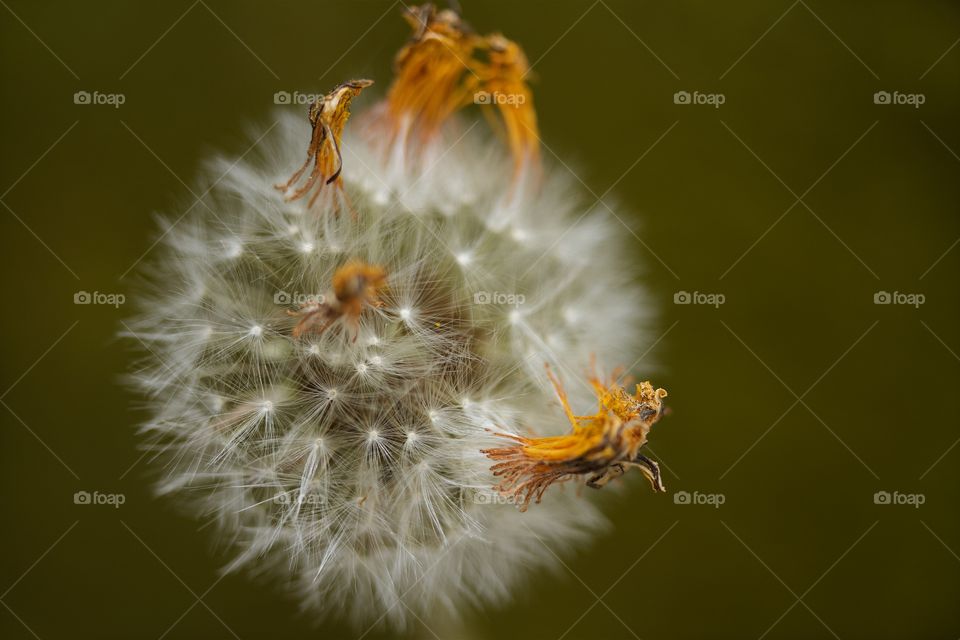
xmin=287 ymin=261 xmax=387 ymax=340
xmin=472 ymin=33 xmax=540 ymax=176
xmin=483 ymin=364 xmax=668 ymax=511
xmin=276 ymin=79 xmax=373 ymax=211
xmin=387 ymin=5 xmax=479 ymax=145
xmin=383 ymin=3 xmax=541 ymax=181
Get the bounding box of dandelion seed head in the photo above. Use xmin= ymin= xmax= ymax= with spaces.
xmin=125 ymin=11 xmax=658 ymax=630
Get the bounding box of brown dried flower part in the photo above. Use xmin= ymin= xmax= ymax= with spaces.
xmin=287 ymin=261 xmax=387 ymax=340
xmin=384 ymin=3 xmax=541 ymax=180
xmin=276 ymin=79 xmax=374 ymax=210
xmin=482 ymin=365 xmax=668 ymax=511
xmin=387 ymin=5 xmax=479 ymax=144
xmin=473 ymin=33 xmax=540 ymax=176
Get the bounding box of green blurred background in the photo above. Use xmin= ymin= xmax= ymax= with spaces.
xmin=2 ymin=1 xmax=958 ymax=638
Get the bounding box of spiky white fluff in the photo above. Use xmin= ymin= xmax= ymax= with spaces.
xmin=126 ymin=109 xmax=655 ymax=628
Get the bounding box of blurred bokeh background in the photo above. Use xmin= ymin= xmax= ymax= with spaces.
xmin=2 ymin=1 xmax=958 ymax=638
